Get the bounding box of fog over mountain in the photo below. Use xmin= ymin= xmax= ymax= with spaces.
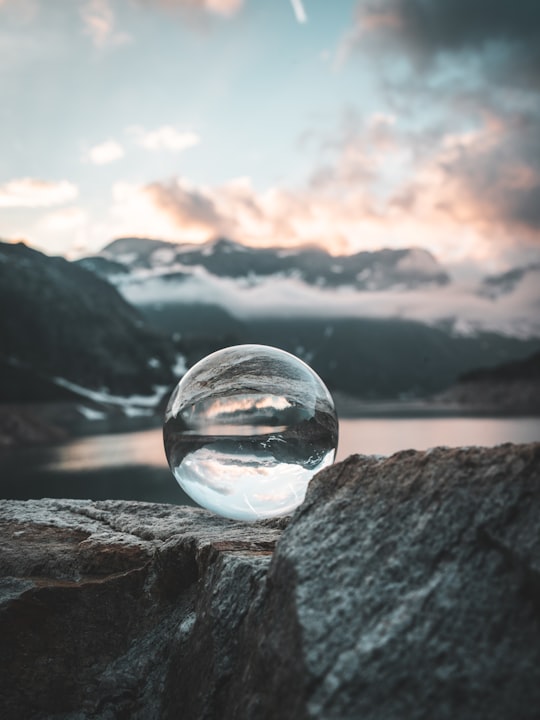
xmin=81 ymin=236 xmax=540 ymax=339
xmin=479 ymin=264 xmax=540 ymax=300
xmin=83 ymin=236 xmax=450 ymax=290
xmin=0 ymin=234 xmax=538 ymax=410
xmin=70 ymin=236 xmax=540 ymax=402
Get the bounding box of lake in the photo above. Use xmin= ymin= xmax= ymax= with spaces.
xmin=1 ymin=417 xmax=538 ymax=505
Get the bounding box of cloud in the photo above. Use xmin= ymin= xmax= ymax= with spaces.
xmin=0 ymin=178 xmax=78 ymax=208
xmin=30 ymin=207 xmax=90 ymax=256
xmin=353 ymin=0 xmax=540 ymax=79
xmin=343 ymin=1 xmax=540 ymax=99
xmin=344 ymin=1 xmax=540 ymax=104
xmin=418 ymin=112 xmax=540 ymax=231
xmin=36 ymin=207 xmax=88 ymax=232
xmin=120 ymin=262 xmax=540 ymax=338
xmin=102 ymin=94 xmax=540 ymax=269
xmin=309 ymin=110 xmax=403 ymax=193
xmin=329 ymin=1 xmax=540 ymax=257
xmin=0 ymin=0 xmax=39 ymax=22
xmin=139 ymin=0 xmax=244 ymax=17
xmin=190 ymin=0 xmax=243 ymax=14
xmin=117 ymin=108 xmax=540 ymax=264
xmin=128 ymin=125 xmax=200 ymax=152
xmin=105 ymin=171 xmax=478 ymax=264
xmin=85 ymin=139 xmax=125 ymax=165
xmin=81 ymin=0 xmax=132 ymax=48
xmin=145 ymin=178 xmax=225 ymax=234
xmin=108 ymin=181 xmax=220 ymax=243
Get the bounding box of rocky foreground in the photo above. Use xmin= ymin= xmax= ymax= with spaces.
xmin=1 ymin=444 xmax=539 ymax=719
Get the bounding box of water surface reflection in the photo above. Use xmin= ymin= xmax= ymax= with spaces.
xmin=1 ymin=417 xmax=538 ymax=504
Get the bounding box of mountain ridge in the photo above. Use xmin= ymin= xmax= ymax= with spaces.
xmin=0 ymin=240 xmax=178 ymax=403
xmin=73 ymin=235 xmax=540 ymax=403
xmin=84 ymin=235 xmax=451 ymax=291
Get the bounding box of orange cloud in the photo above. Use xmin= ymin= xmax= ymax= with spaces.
xmin=0 ymin=178 xmax=78 ymax=208
xmin=128 ymin=147 xmax=529 ymax=267
xmin=81 ymin=0 xmax=132 ymax=48
xmin=138 ymin=0 xmax=244 ymax=17
xmin=392 ymin=114 xmax=540 ymax=248
xmin=97 ymin=106 xmax=539 ymax=268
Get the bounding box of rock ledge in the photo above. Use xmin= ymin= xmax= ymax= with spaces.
xmin=1 ymin=443 xmax=539 ymax=719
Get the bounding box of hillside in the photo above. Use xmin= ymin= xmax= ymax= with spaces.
xmin=438 ymin=351 xmax=540 ymax=414
xmin=75 ymin=236 xmax=540 ymax=401
xmin=243 ymin=316 xmax=540 ymax=400
xmin=0 ymin=241 xmax=178 ymax=401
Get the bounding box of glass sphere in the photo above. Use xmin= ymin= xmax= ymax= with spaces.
xmin=163 ymin=344 xmax=338 ymax=521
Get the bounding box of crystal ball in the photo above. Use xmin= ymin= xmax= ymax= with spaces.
xmin=163 ymin=344 xmax=338 ymax=521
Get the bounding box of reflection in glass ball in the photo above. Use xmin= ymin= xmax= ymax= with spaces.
xmin=163 ymin=344 xmax=338 ymax=521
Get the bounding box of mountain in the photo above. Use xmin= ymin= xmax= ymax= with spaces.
xmin=83 ymin=236 xmax=450 ymax=290
xmin=86 ymin=237 xmax=540 ymax=338
xmin=74 ymin=236 xmax=540 ymax=402
xmin=460 ymin=351 xmax=540 ymax=385
xmin=479 ymin=263 xmax=540 ymax=299
xmin=437 ymin=351 xmax=540 ymax=414
xmin=0 ymin=241 xmax=179 ymax=404
xmin=241 ymin=316 xmax=540 ymax=400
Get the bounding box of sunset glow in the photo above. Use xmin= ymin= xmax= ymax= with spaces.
xmin=1 ymin=0 xmax=539 ymax=274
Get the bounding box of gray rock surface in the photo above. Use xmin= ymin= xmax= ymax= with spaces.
xmin=1 ymin=443 xmax=539 ymax=719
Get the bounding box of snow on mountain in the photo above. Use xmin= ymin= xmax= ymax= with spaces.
xmin=0 ymin=240 xmax=179 ymax=402
xmin=69 ymin=237 xmax=540 ymax=400
xmin=77 ymin=237 xmax=540 ymax=340
xmin=115 ymin=270 xmax=538 ymax=339
xmin=73 ymin=238 xmax=540 ymax=337
xmin=91 ymin=236 xmax=450 ymax=290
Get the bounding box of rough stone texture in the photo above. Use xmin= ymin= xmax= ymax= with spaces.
xmin=1 ymin=443 xmax=539 ymax=719
xmin=0 ymin=500 xmax=282 ymax=720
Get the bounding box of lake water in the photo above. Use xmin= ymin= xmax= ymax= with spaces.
xmin=1 ymin=417 xmax=538 ymax=505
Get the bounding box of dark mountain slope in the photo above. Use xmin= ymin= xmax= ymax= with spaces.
xmin=75 ymin=236 xmax=540 ymax=402
xmin=244 ymin=317 xmax=540 ymax=399
xmin=0 ymin=241 xmax=177 ymax=399
xmin=437 ymin=351 xmax=540 ymax=414
xmin=460 ymin=351 xmax=540 ymax=384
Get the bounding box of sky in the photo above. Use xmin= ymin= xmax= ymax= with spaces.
xmin=1 ymin=0 xmax=540 ymax=274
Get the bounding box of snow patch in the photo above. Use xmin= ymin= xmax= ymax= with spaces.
xmin=151 ymin=247 xmax=177 ymax=265
xmin=77 ymin=406 xmax=107 ymax=421
xmin=172 ymin=353 xmax=187 ymax=377
xmin=122 ymin=406 xmax=154 ymax=418
xmin=54 ymin=377 xmax=168 ymax=409
xmin=396 ymin=248 xmax=440 ymax=275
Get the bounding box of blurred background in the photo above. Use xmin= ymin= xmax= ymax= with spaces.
xmin=1 ymin=0 xmax=539 ymax=504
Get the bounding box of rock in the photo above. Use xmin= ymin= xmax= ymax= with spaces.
xmin=233 ymin=443 xmax=540 ymax=720
xmin=1 ymin=443 xmax=539 ymax=719
xmin=0 ymin=500 xmax=282 ymax=720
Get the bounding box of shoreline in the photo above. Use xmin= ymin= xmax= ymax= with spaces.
xmin=1 ymin=396 xmax=539 ymax=450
